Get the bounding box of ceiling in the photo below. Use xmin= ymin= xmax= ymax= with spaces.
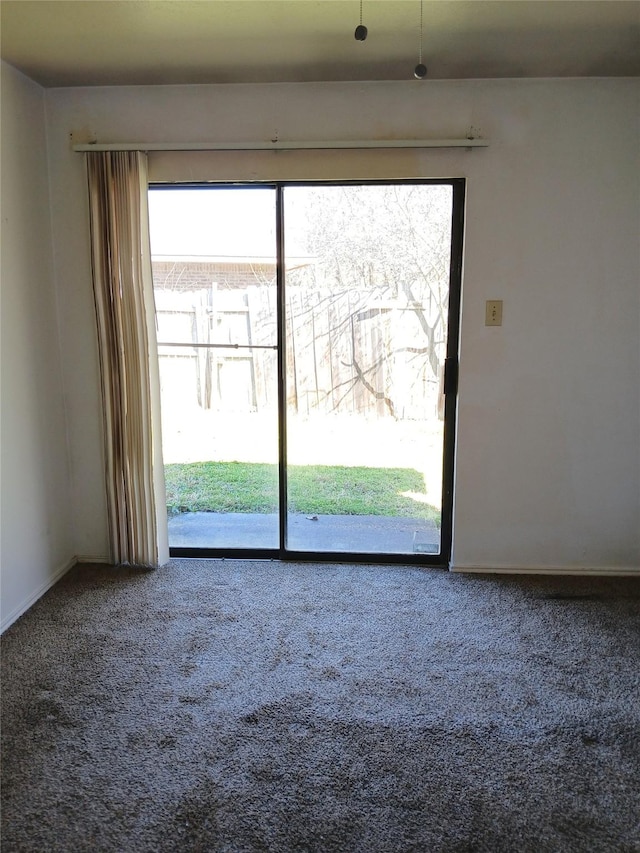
xmin=1 ymin=0 xmax=639 ymax=88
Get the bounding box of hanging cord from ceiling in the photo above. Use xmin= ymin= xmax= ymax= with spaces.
xmin=354 ymin=0 xmax=368 ymax=41
xmin=414 ymin=0 xmax=427 ymax=78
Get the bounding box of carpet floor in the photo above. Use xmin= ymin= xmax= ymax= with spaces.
xmin=1 ymin=560 xmax=639 ymax=852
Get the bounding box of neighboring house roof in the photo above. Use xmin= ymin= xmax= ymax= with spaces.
xmin=151 ymin=255 xmax=315 ymax=290
xmin=152 ymin=255 xmax=314 ymax=265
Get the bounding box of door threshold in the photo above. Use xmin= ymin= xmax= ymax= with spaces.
xmin=169 ymin=547 xmax=448 ymax=567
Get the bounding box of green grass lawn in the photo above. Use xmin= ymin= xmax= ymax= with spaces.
xmin=165 ymin=461 xmax=440 ymax=522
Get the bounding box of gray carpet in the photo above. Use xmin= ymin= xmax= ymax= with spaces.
xmin=1 ymin=560 xmax=639 ymax=853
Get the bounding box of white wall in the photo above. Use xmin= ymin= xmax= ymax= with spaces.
xmin=45 ymin=78 xmax=640 ymax=572
xmin=1 ymin=62 xmax=74 ymax=630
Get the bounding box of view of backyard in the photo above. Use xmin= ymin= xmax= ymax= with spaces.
xmin=165 ymin=460 xmax=439 ymax=520
xmin=149 ymin=183 xmax=453 ymax=555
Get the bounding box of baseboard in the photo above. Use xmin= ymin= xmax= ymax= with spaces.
xmin=451 ymin=564 xmax=640 ymax=577
xmin=1 ymin=554 xmax=114 ymax=634
xmin=1 ymin=556 xmax=78 ymax=634
xmin=75 ymin=555 xmax=112 ymax=566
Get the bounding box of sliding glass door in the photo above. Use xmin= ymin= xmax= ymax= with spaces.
xmin=149 ymin=180 xmax=463 ymax=564
xmin=149 ymin=187 xmax=279 ymax=549
xmin=283 ymin=183 xmax=455 ymax=556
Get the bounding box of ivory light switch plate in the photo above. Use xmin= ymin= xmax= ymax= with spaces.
xmin=485 ymin=300 xmax=503 ymax=326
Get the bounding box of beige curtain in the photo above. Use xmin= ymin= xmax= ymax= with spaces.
xmin=87 ymin=151 xmax=169 ymax=568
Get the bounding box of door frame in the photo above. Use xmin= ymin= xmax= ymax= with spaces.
xmin=152 ymin=178 xmax=465 ymax=567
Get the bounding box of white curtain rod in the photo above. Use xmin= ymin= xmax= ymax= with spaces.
xmin=72 ymin=138 xmax=488 ymax=153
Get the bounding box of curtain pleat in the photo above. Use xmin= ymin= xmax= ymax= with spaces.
xmin=87 ymin=151 xmax=168 ymax=567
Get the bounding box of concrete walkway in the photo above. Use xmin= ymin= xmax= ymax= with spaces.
xmin=168 ymin=512 xmax=440 ymax=555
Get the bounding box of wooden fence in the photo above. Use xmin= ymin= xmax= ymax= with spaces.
xmin=155 ymin=285 xmax=445 ymax=420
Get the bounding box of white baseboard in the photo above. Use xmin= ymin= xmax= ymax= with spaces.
xmin=451 ymin=564 xmax=640 ymax=577
xmin=1 ymin=554 xmax=113 ymax=634
xmin=1 ymin=556 xmax=77 ymax=633
xmin=75 ymin=555 xmax=112 ymax=565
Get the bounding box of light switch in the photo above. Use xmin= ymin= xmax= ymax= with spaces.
xmin=485 ymin=300 xmax=503 ymax=326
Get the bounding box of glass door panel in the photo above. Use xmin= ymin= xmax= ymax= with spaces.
xmin=149 ymin=187 xmax=279 ymax=549
xmin=283 ymin=184 xmax=453 ymax=555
